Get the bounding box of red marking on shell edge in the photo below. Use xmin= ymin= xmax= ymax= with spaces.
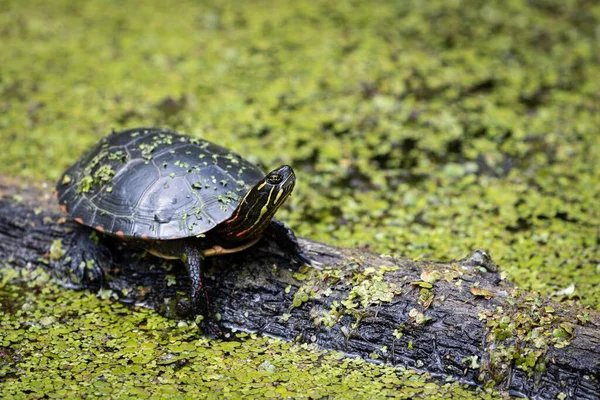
xmin=60 ymin=205 xmax=68 ymax=213
xmin=141 ymin=234 xmax=149 ymax=240
xmin=96 ymin=226 xmax=104 ymax=233
xmin=116 ymin=231 xmax=125 ymax=239
xmin=74 ymin=217 xmax=84 ymax=224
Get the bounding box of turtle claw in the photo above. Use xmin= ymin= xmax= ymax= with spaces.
xmin=55 ymin=227 xmax=111 ymax=289
xmin=294 ymin=249 xmax=313 ymax=267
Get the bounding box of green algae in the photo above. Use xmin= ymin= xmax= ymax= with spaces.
xmin=1 ymin=0 xmax=599 ymax=306
xmin=0 ymin=267 xmax=502 ymax=399
xmin=1 ymin=0 xmax=599 ymax=396
xmin=479 ymin=294 xmax=577 ymax=385
xmin=48 ymin=240 xmax=66 ymax=262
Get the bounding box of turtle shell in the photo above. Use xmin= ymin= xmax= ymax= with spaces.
xmin=56 ymin=127 xmax=265 ymax=240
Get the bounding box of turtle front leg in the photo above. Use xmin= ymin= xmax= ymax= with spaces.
xmin=183 ymin=245 xmax=209 ymax=318
xmin=183 ymin=244 xmax=224 ymax=336
xmin=265 ymin=219 xmax=312 ymax=266
xmin=56 ymin=226 xmax=112 ymax=289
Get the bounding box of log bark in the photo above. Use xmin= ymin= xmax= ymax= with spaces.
xmin=0 ymin=177 xmax=598 ymax=399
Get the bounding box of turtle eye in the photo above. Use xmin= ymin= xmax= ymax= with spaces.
xmin=267 ymin=173 xmax=282 ymax=184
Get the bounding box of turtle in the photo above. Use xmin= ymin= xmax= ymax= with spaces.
xmin=55 ymin=127 xmax=309 ymax=319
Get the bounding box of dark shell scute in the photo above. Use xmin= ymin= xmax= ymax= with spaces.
xmin=100 ymin=159 xmax=160 ymax=215
xmin=56 ymin=127 xmax=265 ymax=239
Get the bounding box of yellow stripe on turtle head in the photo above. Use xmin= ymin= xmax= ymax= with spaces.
xmin=259 ymin=186 xmax=276 ymax=218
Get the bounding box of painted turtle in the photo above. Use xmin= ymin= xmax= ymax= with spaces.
xmin=56 ymin=127 xmax=308 ymax=318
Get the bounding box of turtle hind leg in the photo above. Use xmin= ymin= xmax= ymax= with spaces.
xmin=55 ymin=226 xmax=112 ymax=289
xmin=265 ymin=219 xmax=312 ymax=266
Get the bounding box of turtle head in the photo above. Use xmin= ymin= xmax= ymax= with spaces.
xmin=218 ymin=165 xmax=296 ymax=243
xmin=243 ymin=165 xmax=296 ymax=221
xmin=253 ymin=165 xmax=296 ymax=207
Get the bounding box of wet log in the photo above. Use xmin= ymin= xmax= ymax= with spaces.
xmin=0 ymin=177 xmax=598 ymax=399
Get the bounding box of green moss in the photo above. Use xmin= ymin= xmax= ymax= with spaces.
xmin=0 ymin=267 xmax=501 ymax=398
xmin=75 ymin=151 xmax=118 ymax=194
xmin=342 ymin=264 xmax=401 ymax=309
xmin=479 ymin=295 xmax=576 ymax=383
xmin=1 ymin=0 xmax=599 ymax=395
xmin=2 ymin=0 xmax=599 ymax=306
xmin=291 ymin=261 xmax=404 ymax=330
xmin=48 ymin=239 xmax=66 ymax=262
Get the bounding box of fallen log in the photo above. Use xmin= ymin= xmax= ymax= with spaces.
xmin=0 ymin=177 xmax=598 ymax=399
